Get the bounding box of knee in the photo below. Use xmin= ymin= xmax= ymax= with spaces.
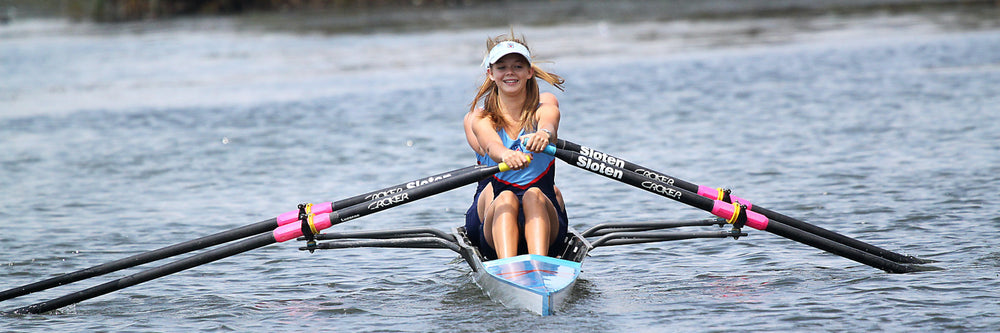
xmin=522 ymin=188 xmax=548 ymax=207
xmin=493 ymin=191 xmax=519 ymax=212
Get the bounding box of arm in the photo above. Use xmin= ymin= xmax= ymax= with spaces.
xmin=464 ymin=109 xmax=485 ymax=156
xmin=522 ymin=92 xmax=561 ymax=153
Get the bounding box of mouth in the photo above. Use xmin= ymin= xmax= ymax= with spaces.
xmin=502 ymin=78 xmax=519 ymax=85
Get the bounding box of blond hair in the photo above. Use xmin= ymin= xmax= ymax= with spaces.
xmin=470 ymin=30 xmax=565 ymax=133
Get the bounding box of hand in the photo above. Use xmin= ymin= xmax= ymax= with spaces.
xmin=520 ymin=130 xmax=551 ymax=153
xmin=500 ymin=149 xmax=530 ymax=170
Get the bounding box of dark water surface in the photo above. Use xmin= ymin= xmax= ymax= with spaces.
xmin=2 ymin=8 xmax=1000 ymax=332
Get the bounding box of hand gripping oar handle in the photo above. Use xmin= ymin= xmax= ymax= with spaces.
xmin=6 ymin=161 xmax=517 ymax=315
xmin=541 ymin=145 xmax=925 ymax=273
xmin=553 ymin=139 xmax=929 ymax=265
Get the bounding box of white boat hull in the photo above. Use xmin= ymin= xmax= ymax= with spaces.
xmin=453 ymin=227 xmax=591 ymax=316
xmin=473 ymin=254 xmax=580 ymax=315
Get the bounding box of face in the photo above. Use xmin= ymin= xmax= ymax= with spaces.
xmin=488 ymin=54 xmax=534 ymax=95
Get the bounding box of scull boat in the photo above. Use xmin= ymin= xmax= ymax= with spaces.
xmin=307 ymin=218 xmax=742 ymax=315
xmin=1 ymin=140 xmax=931 ymax=316
xmin=452 ymin=226 xmax=590 ymax=315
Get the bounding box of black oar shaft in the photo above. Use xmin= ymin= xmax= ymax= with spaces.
xmin=0 ymin=218 xmax=277 ymax=303
xmin=762 ymin=219 xmax=917 ymax=272
xmin=556 ymin=139 xmax=926 ymax=264
xmin=2 ymin=166 xmax=484 ymax=303
xmin=751 ymin=206 xmax=926 ymax=264
xmin=272 ymin=164 xmax=504 ymax=244
xmin=326 ymin=164 xmax=502 ymax=228
xmin=9 ymin=233 xmax=276 ymax=315
xmin=330 ymin=165 xmax=479 ymax=211
xmin=547 ymin=146 xmax=919 ymax=273
xmin=8 ymin=163 xmax=504 ymax=314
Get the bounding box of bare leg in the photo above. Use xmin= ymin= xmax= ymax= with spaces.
xmin=550 ymin=186 xmax=565 ymax=244
xmin=522 ymin=188 xmax=560 ymax=255
xmin=476 ymin=184 xmax=493 ymax=241
xmin=476 ymin=182 xmax=495 ymax=245
xmin=485 ymin=190 xmax=520 ymax=259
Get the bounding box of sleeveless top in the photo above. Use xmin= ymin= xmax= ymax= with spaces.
xmin=481 ymin=128 xmax=557 ymax=190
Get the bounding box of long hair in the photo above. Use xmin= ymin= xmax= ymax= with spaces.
xmin=469 ymin=30 xmax=565 ymax=133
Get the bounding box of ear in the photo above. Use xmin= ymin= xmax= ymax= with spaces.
xmin=487 ymin=68 xmax=494 ymax=81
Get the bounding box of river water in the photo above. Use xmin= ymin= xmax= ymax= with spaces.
xmin=2 ymin=6 xmax=1000 ymax=332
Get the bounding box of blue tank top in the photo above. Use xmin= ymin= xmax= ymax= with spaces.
xmin=481 ymin=128 xmax=557 ymax=189
xmin=476 ymin=151 xmax=490 ymax=166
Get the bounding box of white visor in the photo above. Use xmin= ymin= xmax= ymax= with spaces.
xmin=482 ymin=41 xmax=531 ymax=70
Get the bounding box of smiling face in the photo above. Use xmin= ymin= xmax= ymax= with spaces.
xmin=488 ymin=54 xmax=534 ymax=96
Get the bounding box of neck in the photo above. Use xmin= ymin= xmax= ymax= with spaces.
xmin=497 ymin=91 xmax=526 ymax=121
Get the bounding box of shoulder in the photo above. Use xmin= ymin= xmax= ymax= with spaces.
xmin=465 ymin=107 xmax=488 ymax=125
xmin=468 ymin=107 xmax=496 ymax=130
xmin=468 ymin=107 xmax=488 ymax=119
xmin=536 ymin=92 xmax=560 ymax=120
xmin=539 ymin=92 xmax=559 ymax=107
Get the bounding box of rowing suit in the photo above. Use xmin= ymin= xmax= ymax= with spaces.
xmin=463 ymin=128 xmax=569 ymax=260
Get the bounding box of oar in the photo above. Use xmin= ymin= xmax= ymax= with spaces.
xmin=541 ymin=145 xmax=931 ymax=273
xmin=0 ymin=166 xmax=478 ymax=303
xmin=0 ymin=219 xmax=277 ymax=304
xmin=274 ymin=165 xmax=480 ymax=226
xmin=553 ymin=139 xmax=929 ymax=265
xmin=5 ymin=162 xmax=514 ymax=315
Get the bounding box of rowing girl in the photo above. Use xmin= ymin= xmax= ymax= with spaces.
xmin=463 ymin=31 xmax=568 ymax=259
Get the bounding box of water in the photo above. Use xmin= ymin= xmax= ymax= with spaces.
xmin=2 ymin=7 xmax=1000 ymax=332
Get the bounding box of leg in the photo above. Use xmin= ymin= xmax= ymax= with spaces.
xmin=477 ymin=183 xmax=494 ymax=223
xmin=522 ymin=188 xmax=560 ymax=256
xmin=551 ymin=186 xmax=565 ymax=244
xmin=476 ymin=182 xmax=495 ymax=245
xmin=553 ymin=185 xmax=565 ymax=211
xmin=484 ymin=190 xmax=520 ymax=259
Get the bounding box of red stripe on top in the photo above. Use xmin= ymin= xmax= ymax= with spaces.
xmin=492 ymin=160 xmax=555 ymax=190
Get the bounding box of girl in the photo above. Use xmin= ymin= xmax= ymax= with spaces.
xmin=463 ymin=32 xmax=567 ymax=259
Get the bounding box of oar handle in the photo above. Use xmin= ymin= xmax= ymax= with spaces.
xmin=498 ymin=157 xmax=524 ymax=172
